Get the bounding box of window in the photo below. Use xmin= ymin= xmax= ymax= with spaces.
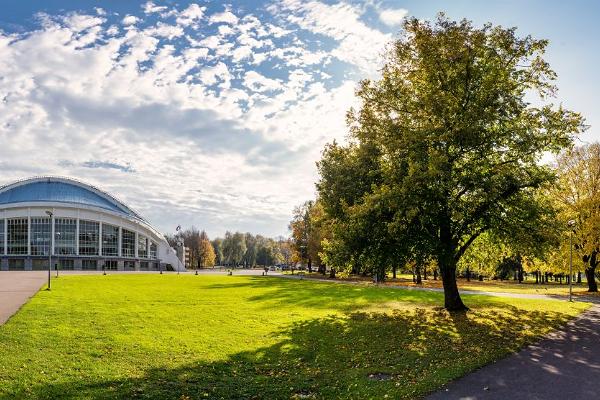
xmin=138 ymin=235 xmax=147 ymax=258
xmin=124 ymin=260 xmax=135 ymax=270
xmin=102 ymin=224 xmax=119 ymax=257
xmin=55 ymin=218 xmax=76 ymax=255
xmin=79 ymin=220 xmax=99 ymax=256
xmin=7 ymin=218 xmax=28 ymax=255
xmin=121 ymin=229 xmax=135 ymax=258
xmin=32 ymin=259 xmax=48 ymax=270
xmin=82 ymin=259 xmax=97 ymax=270
xmin=149 ymin=241 xmax=157 ymax=259
xmin=0 ymin=219 xmax=4 ymax=255
xmin=140 ymin=261 xmax=149 ymax=270
xmin=105 ymin=260 xmax=118 ymax=270
xmin=8 ymin=259 xmax=25 ymax=270
xmin=31 ymin=217 xmax=51 ymax=256
xmin=60 ymin=259 xmax=74 ymax=270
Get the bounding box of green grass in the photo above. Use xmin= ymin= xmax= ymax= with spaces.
xmin=0 ymin=275 xmax=590 ymax=399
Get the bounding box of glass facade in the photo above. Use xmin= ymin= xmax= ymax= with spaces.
xmin=9 ymin=259 xmax=25 ymax=270
xmin=149 ymin=242 xmax=157 ymax=259
xmin=0 ymin=219 xmax=4 ymax=254
xmin=60 ymin=259 xmax=75 ymax=270
xmin=7 ymin=218 xmax=28 ymax=255
xmin=79 ymin=220 xmax=99 ymax=256
xmin=121 ymin=229 xmax=135 ymax=258
xmin=138 ymin=235 xmax=148 ymax=258
xmin=124 ymin=260 xmax=135 ymax=270
xmin=32 ymin=259 xmax=48 ymax=270
xmin=1 ymin=214 xmax=162 ymax=267
xmin=102 ymin=224 xmax=119 ymax=257
xmin=55 ymin=218 xmax=76 ymax=255
xmin=105 ymin=260 xmax=118 ymax=270
xmin=31 ymin=217 xmax=52 ymax=256
xmin=82 ymin=259 xmax=97 ymax=270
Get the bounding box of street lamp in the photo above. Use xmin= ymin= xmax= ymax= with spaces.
xmin=45 ymin=210 xmax=53 ymax=290
xmin=568 ymin=219 xmax=576 ymax=302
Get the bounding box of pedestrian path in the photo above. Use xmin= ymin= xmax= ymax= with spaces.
xmin=426 ymin=305 xmax=600 ymax=399
xmin=0 ymin=271 xmax=47 ymax=325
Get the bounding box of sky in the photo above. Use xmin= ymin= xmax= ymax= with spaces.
xmin=0 ymin=0 xmax=598 ymax=239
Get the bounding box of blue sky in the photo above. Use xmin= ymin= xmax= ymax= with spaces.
xmin=0 ymin=1 xmax=597 ymax=239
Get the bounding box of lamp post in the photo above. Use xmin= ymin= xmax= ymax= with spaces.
xmin=568 ymin=219 xmax=576 ymax=302
xmin=45 ymin=210 xmax=53 ymax=290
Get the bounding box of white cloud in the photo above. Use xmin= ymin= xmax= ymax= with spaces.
xmin=378 ymin=8 xmax=408 ymax=26
xmin=122 ymin=15 xmax=139 ymax=26
xmin=143 ymin=1 xmax=167 ymax=14
xmin=144 ymin=22 xmax=184 ymax=40
xmin=270 ymin=0 xmax=391 ymax=75
xmin=209 ymin=9 xmax=239 ymax=25
xmin=232 ymin=45 xmax=253 ymax=63
xmin=176 ymin=4 xmax=206 ymax=26
xmin=243 ymin=71 xmax=282 ymax=92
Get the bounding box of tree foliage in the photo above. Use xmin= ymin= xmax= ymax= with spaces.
xmin=552 ymin=144 xmax=600 ymax=291
xmin=316 ymin=15 xmax=584 ymax=310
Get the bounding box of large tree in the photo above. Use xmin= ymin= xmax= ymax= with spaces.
xmin=553 ymin=144 xmax=600 ymax=292
xmin=317 ymin=15 xmax=583 ymax=310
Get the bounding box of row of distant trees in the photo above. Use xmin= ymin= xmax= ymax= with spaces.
xmin=166 ymin=229 xmax=294 ymax=269
xmin=289 ymin=15 xmax=594 ymax=310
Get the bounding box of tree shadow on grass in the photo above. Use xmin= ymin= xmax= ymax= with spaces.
xmin=2 ymin=305 xmax=581 ymax=400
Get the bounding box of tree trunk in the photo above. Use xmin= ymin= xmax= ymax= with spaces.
xmin=423 ymin=266 xmax=427 ymax=280
xmin=577 ymin=272 xmax=582 ymax=283
xmin=433 ymin=268 xmax=438 ymax=280
xmin=308 ymin=258 xmax=312 ymax=273
xmin=415 ymin=265 xmax=422 ymax=284
xmin=392 ymin=265 xmax=397 ymax=279
xmin=329 ymin=268 xmax=336 ymax=279
xmin=585 ymin=268 xmax=598 ymax=292
xmin=439 ymin=261 xmax=467 ymax=311
xmin=583 ymin=252 xmax=599 ymax=292
xmin=466 ymin=266 xmax=470 ymax=282
xmin=437 ymin=249 xmax=468 ymax=311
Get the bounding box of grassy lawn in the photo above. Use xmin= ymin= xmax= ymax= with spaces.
xmin=0 ymin=274 xmax=590 ymax=400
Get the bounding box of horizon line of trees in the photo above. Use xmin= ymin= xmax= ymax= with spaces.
xmin=166 ymin=229 xmax=293 ymax=269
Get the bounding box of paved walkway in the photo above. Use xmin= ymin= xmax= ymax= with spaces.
xmin=0 ymin=271 xmax=47 ymax=325
xmin=427 ymin=305 xmax=600 ymax=400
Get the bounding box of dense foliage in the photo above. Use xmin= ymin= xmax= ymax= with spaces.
xmin=312 ymin=15 xmax=584 ymax=310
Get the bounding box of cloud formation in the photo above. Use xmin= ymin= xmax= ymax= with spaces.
xmin=0 ymin=1 xmax=403 ymax=238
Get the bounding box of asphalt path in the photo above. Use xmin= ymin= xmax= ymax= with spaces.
xmin=0 ymin=271 xmax=47 ymax=325
xmin=426 ymin=305 xmax=600 ymax=400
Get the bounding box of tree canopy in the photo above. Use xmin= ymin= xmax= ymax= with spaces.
xmin=316 ymin=15 xmax=584 ymax=310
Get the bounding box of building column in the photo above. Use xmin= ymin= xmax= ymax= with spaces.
xmin=27 ymin=213 xmax=31 ymax=256
xmin=118 ymin=227 xmax=122 ymax=257
xmin=50 ymin=214 xmax=55 ymax=256
xmin=3 ymin=218 xmax=7 ymax=256
xmin=98 ymin=223 xmax=103 ymax=256
xmin=75 ymin=218 xmax=80 ymax=256
xmin=134 ymin=231 xmax=139 ymax=259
